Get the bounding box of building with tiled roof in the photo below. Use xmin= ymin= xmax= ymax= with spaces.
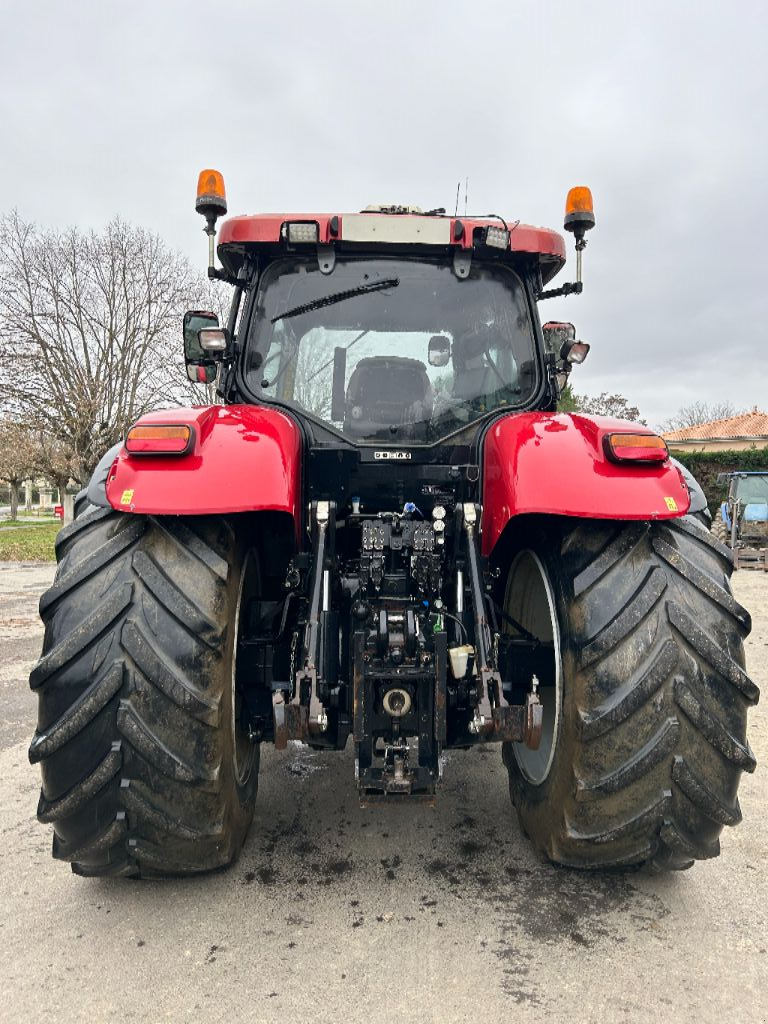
xmin=663 ymin=408 xmax=768 ymax=452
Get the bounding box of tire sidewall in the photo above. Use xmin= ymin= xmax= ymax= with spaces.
xmin=219 ymin=539 xmax=260 ymax=843
xmin=501 ymin=524 xmax=577 ymax=822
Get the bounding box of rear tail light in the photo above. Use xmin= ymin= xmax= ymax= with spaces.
xmin=125 ymin=425 xmax=192 ymax=455
xmin=605 ymin=433 xmax=668 ymax=464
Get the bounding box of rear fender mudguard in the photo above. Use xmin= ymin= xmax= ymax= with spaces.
xmin=670 ymin=457 xmax=708 ymax=517
xmin=481 ymin=412 xmax=691 ymax=556
xmin=101 ymin=405 xmax=302 ymax=534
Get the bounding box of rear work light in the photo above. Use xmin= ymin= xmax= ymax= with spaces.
xmin=561 ymin=338 xmax=590 ymax=364
xmin=285 ymin=221 xmax=320 ymax=244
xmin=605 ymin=433 xmax=668 ymax=464
xmin=125 ymin=425 xmax=192 ymax=455
xmin=484 ymin=225 xmax=510 ymax=249
xmin=198 ymin=327 xmax=227 ymax=352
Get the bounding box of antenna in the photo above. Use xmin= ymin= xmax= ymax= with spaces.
xmin=464 ymin=177 xmax=468 ymax=216
xmin=454 ymin=181 xmax=461 ymax=217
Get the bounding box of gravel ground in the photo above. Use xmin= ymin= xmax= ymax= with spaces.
xmin=0 ymin=561 xmax=766 ymax=1024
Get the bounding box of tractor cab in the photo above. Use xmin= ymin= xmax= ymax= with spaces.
xmin=185 ymin=182 xmax=598 ymax=518
xmin=240 ymin=255 xmax=538 ymax=446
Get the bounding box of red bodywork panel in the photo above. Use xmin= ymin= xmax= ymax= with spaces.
xmin=481 ymin=413 xmax=691 ymax=556
xmin=219 ymin=214 xmax=565 ymax=263
xmin=105 ymin=405 xmax=301 ymax=532
xmin=219 ymin=213 xmax=565 ymax=257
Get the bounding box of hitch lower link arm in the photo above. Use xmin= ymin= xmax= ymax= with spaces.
xmin=273 ymin=501 xmax=333 ymax=748
xmin=461 ymin=503 xmax=542 ymax=749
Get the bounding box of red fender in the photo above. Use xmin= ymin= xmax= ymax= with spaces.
xmin=105 ymin=405 xmax=302 ymax=534
xmin=481 ymin=412 xmax=691 ymax=556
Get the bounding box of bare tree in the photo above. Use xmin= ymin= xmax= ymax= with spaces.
xmin=293 ymin=329 xmax=335 ymax=419
xmin=30 ymin=429 xmax=78 ymax=514
xmin=0 ymin=212 xmax=211 ymax=483
xmin=573 ymin=391 xmax=646 ymax=424
xmin=161 ymin=276 xmax=231 ymax=408
xmin=659 ymin=401 xmax=743 ymax=433
xmin=0 ymin=419 xmax=37 ymax=519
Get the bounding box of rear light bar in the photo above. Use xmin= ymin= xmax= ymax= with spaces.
xmin=605 ymin=433 xmax=668 ymax=464
xmin=125 ymin=425 xmax=192 ymax=455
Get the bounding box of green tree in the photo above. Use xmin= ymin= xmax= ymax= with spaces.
xmin=558 ymin=387 xmax=645 ymax=423
xmin=557 ymin=382 xmax=579 ymax=413
xmin=573 ymin=391 xmax=645 ymax=424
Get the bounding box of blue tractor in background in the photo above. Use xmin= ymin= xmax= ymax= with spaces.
xmin=712 ymin=471 xmax=768 ymax=568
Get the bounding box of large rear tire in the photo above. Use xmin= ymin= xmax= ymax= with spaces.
xmin=500 ymin=516 xmax=758 ymax=870
xmin=29 ymin=507 xmax=259 ymax=877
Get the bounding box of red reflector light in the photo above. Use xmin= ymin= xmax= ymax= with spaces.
xmin=125 ymin=425 xmax=192 ymax=455
xmin=605 ymin=433 xmax=668 ymax=463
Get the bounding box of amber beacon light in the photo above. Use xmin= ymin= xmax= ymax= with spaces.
xmin=563 ymin=185 xmax=595 ymax=289
xmin=196 ymin=169 xmax=227 ymax=216
xmin=564 ymin=186 xmax=595 ymax=231
xmin=538 ymin=186 xmax=597 ymax=300
xmin=196 ymin=168 xmax=228 ymax=274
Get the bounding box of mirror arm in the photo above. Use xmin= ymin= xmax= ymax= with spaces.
xmin=225 ymin=283 xmax=245 ymax=338
xmin=538 ymin=281 xmax=583 ymax=301
xmin=207 ymin=266 xmax=239 ymax=285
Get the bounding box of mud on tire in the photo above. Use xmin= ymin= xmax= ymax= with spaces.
xmin=29 ymin=507 xmax=258 ymax=877
xmin=500 ymin=515 xmax=758 ymax=871
xmin=711 ymin=509 xmax=730 ymax=546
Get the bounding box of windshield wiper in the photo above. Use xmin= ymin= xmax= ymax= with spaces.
xmin=271 ymin=277 xmax=399 ymax=324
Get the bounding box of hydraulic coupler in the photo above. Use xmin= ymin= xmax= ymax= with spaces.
xmin=273 ymin=500 xmax=335 ymax=748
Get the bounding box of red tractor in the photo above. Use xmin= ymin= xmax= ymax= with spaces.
xmin=29 ymin=172 xmax=758 ymax=877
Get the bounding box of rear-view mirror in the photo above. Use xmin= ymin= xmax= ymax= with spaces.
xmin=184 ymin=310 xmax=220 ymax=360
xmin=184 ymin=310 xmax=224 ymax=384
xmin=186 ymin=363 xmax=217 ymax=385
xmin=542 ymin=321 xmax=575 ymax=358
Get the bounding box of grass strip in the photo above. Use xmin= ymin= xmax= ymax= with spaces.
xmin=0 ymin=519 xmax=57 ymax=529
xmin=0 ymin=523 xmax=61 ymax=561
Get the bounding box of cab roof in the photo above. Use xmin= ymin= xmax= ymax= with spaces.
xmin=217 ymin=212 xmax=566 ymax=284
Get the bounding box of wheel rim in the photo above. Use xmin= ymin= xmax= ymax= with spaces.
xmin=231 ymin=551 xmax=258 ymax=786
xmin=504 ymin=549 xmax=562 ymax=785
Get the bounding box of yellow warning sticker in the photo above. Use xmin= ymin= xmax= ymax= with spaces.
xmin=664 ymin=497 xmax=678 ymax=511
xmin=120 ymin=489 xmax=135 ymax=505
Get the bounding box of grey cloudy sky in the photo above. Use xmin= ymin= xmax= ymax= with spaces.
xmin=1 ymin=0 xmax=765 ymax=427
